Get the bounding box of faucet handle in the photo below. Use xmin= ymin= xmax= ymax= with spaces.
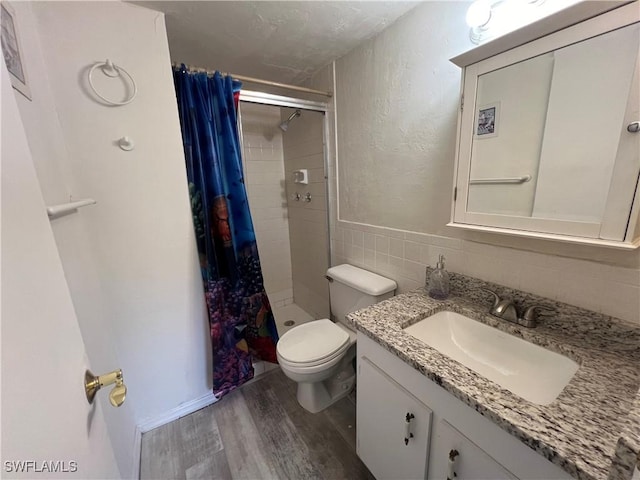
xmin=521 ymin=305 xmax=554 ymax=322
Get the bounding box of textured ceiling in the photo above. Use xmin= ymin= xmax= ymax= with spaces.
xmin=132 ymin=1 xmax=419 ymax=85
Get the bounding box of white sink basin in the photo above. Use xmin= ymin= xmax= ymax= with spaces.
xmin=404 ymin=311 xmax=579 ymax=405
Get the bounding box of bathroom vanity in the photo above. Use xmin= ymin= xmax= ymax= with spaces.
xmin=349 ymin=271 xmax=640 ymax=480
xmin=357 ymin=334 xmax=572 ymax=480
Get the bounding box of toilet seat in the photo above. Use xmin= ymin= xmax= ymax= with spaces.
xmin=277 ymin=319 xmax=350 ymax=367
xmin=279 ymin=342 xmax=349 ymax=370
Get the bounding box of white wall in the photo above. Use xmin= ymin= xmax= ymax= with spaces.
xmin=328 ymin=1 xmax=640 ymax=325
xmin=241 ymin=102 xmax=294 ymax=308
xmin=13 ymin=1 xmax=212 ymax=474
xmin=335 ymin=2 xmax=469 ymax=233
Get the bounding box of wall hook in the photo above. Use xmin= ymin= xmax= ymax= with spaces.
xmin=118 ymin=136 xmax=135 ymax=151
xmin=102 ymin=59 xmax=120 ymax=78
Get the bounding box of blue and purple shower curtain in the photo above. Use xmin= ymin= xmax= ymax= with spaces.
xmin=173 ymin=66 xmax=279 ymax=398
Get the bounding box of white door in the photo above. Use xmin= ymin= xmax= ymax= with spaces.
xmin=428 ymin=420 xmax=518 ymax=480
xmin=1 ymin=62 xmax=119 ymax=478
xmin=357 ymin=356 xmax=432 ymax=480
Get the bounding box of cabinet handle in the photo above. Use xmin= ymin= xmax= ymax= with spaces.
xmin=404 ymin=413 xmax=415 ymax=445
xmin=447 ymin=449 xmax=459 ymax=480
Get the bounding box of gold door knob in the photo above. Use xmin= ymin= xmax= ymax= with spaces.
xmin=109 ymin=384 xmax=127 ymax=407
xmin=84 ymin=369 xmax=127 ymax=407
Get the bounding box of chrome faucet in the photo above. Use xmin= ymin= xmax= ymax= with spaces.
xmin=481 ymin=288 xmax=518 ymax=322
xmin=481 ymin=288 xmax=553 ymax=328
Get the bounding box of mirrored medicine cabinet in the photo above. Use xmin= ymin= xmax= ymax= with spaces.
xmin=448 ymin=2 xmax=640 ymax=249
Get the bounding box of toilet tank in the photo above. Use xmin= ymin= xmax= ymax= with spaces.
xmin=326 ymin=264 xmax=397 ymax=324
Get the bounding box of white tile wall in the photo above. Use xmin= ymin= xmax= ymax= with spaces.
xmin=331 ymin=221 xmax=640 ymax=325
xmin=282 ymin=107 xmax=330 ymax=319
xmin=241 ymin=103 xmax=293 ymax=308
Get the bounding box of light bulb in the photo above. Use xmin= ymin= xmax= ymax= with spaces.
xmin=466 ymin=0 xmax=492 ymax=28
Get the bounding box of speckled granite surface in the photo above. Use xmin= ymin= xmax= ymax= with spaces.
xmin=346 ymin=270 xmax=640 ymax=480
xmin=611 ymin=394 xmax=640 ymax=480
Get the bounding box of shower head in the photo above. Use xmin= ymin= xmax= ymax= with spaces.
xmin=279 ymin=110 xmax=301 ymax=131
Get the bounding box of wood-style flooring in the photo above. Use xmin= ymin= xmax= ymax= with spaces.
xmin=140 ymin=368 xmax=374 ymax=480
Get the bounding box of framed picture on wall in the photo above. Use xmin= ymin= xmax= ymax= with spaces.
xmin=1 ymin=2 xmax=31 ymax=100
xmin=476 ymin=102 xmax=499 ymax=138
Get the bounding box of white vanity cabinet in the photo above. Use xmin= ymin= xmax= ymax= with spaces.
xmin=356 ymin=333 xmax=574 ymax=480
xmin=357 ymin=357 xmax=432 ymax=480
xmin=429 ymin=420 xmax=517 ymax=480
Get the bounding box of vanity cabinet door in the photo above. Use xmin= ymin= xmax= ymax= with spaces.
xmin=429 ymin=420 xmax=518 ymax=480
xmin=357 ymin=356 xmax=432 ymax=480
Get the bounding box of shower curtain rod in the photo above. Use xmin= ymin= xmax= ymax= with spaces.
xmin=172 ymin=63 xmax=333 ymax=98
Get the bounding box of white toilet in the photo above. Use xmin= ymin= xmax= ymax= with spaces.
xmin=277 ymin=264 xmax=396 ymax=413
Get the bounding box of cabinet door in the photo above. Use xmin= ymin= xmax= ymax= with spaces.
xmin=357 ymin=356 xmax=432 ymax=480
xmin=429 ymin=420 xmax=518 ymax=480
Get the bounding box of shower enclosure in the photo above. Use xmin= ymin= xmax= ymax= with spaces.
xmin=238 ymin=97 xmax=331 ymax=339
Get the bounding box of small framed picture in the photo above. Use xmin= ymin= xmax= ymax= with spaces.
xmin=1 ymin=2 xmax=31 ymax=100
xmin=476 ymin=102 xmax=499 ymax=138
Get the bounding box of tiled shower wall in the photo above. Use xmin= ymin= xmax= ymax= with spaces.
xmin=241 ymin=103 xmax=293 ymax=308
xmin=281 ymin=108 xmax=330 ymax=319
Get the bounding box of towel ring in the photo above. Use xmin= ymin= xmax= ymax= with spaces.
xmin=88 ymin=60 xmax=137 ymax=106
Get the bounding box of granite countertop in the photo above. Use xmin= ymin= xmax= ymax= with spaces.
xmin=346 ymin=273 xmax=640 ymax=480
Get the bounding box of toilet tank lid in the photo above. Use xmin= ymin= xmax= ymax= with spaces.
xmin=327 ymin=264 xmax=397 ymax=296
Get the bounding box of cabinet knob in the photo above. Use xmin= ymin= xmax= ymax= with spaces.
xmin=627 ymin=121 xmax=640 ymax=133
xmin=404 ymin=412 xmax=415 ymax=445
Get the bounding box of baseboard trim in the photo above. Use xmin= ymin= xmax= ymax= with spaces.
xmin=130 ymin=425 xmax=142 ymax=480
xmin=137 ymin=391 xmax=218 ymax=434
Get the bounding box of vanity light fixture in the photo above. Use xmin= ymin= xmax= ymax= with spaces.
xmin=466 ymin=0 xmax=493 ymax=29
xmin=467 ymin=0 xmax=496 ymax=44
xmin=466 ymin=0 xmax=551 ymax=45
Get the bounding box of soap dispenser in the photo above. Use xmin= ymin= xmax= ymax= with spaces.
xmin=429 ymin=254 xmax=450 ymax=300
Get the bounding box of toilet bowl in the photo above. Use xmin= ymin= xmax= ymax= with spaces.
xmin=277 ymin=319 xmax=357 ymax=413
xmin=277 ymin=264 xmax=396 ymax=413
